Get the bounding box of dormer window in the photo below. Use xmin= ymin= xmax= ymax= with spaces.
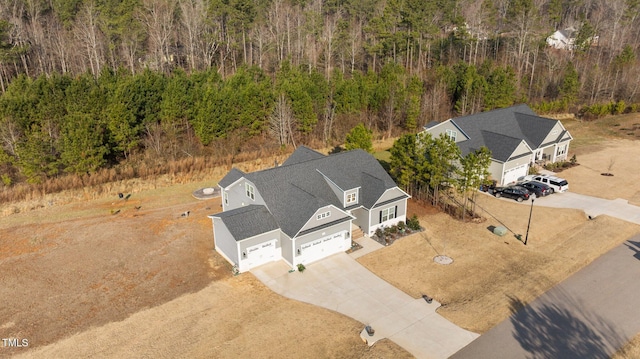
xmin=446 ymin=129 xmax=457 ymax=141
xmin=346 ymin=192 xmax=357 ymax=204
xmin=245 ymin=183 xmax=255 ymax=200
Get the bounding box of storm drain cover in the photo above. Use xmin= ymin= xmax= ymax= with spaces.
xmin=434 ymin=255 xmax=453 ymax=265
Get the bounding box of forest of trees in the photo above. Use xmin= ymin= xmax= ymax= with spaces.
xmin=1 ymin=0 xmax=639 ymax=188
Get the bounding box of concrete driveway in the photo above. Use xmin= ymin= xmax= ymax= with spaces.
xmin=532 ymin=192 xmax=640 ymax=224
xmin=451 ymin=235 xmax=640 ymax=359
xmin=251 ymin=244 xmax=479 ymax=359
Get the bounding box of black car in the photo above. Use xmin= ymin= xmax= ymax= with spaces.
xmin=494 ymin=186 xmax=530 ymax=202
xmin=518 ymin=181 xmax=552 ymax=198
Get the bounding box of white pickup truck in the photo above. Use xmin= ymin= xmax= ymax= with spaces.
xmin=521 ymin=174 xmax=569 ymax=193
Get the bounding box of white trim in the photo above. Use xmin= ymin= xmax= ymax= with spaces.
xmin=293 ymin=205 xmax=355 ymax=238
xmin=424 ymin=119 xmax=471 ymax=140
xmin=245 ymin=183 xmax=255 ymax=200
xmin=371 ymin=187 xmax=411 ymax=208
xmin=235 ymin=228 xmax=281 ymax=244
xmin=345 ymin=189 xmax=358 ymax=205
xmin=445 ymin=128 xmax=458 ymax=141
xmin=220 ymin=177 xmax=244 ymax=190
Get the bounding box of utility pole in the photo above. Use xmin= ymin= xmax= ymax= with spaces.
xmin=525 ymin=198 xmax=534 ymax=245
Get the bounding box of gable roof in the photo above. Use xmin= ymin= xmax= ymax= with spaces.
xmin=444 ymin=104 xmax=564 ymax=161
xmin=221 ymin=147 xmax=400 ymax=237
xmin=281 ymin=145 xmax=325 ymax=166
xmin=218 ymin=168 xmax=245 ymax=188
xmin=211 ymin=205 xmax=279 ymax=241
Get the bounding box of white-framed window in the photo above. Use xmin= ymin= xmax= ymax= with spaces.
xmin=445 ymin=129 xmax=457 ymax=141
xmin=245 ymin=183 xmax=255 ymax=200
xmin=557 ymin=144 xmax=567 ymax=156
xmin=317 ymin=211 xmax=331 ymax=220
xmin=346 ymin=192 xmax=357 ymax=204
xmin=223 ymin=191 xmax=228 ymax=205
xmin=381 ymin=206 xmax=396 ymax=222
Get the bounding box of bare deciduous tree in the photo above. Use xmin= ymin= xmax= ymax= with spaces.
xmin=269 ymin=94 xmax=296 ymax=147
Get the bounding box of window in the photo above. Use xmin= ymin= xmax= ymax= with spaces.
xmin=346 ymin=192 xmax=357 ymax=204
xmin=381 ymin=206 xmax=396 ymax=222
xmin=223 ymin=191 xmax=228 ymax=205
xmin=245 ymin=183 xmax=255 ymax=200
xmin=445 ymin=129 xmax=457 ymax=141
xmin=317 ymin=211 xmax=331 ymax=220
xmin=557 ymin=144 xmax=567 ymax=156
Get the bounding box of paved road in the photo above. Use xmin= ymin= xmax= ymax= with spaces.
xmin=451 ymin=234 xmax=640 ymax=359
xmin=251 ymin=245 xmax=479 ymax=359
xmin=533 ymin=192 xmax=640 ymax=224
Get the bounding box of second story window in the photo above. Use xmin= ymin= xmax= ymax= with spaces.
xmin=346 ymin=192 xmax=357 ymax=204
xmin=446 ymin=129 xmax=457 ymax=141
xmin=246 ymin=183 xmax=255 ymax=200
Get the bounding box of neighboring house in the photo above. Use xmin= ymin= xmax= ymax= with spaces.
xmin=546 ymin=27 xmax=599 ymax=50
xmin=546 ymin=28 xmax=576 ymax=50
xmin=209 ymin=147 xmax=410 ymax=273
xmin=423 ymin=104 xmax=572 ymax=186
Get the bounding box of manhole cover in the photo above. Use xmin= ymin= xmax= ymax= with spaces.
xmin=434 ymin=255 xmax=453 ymax=265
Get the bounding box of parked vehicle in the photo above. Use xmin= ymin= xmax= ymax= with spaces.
xmin=518 ymin=181 xmax=553 ymax=198
xmin=522 ymin=174 xmax=569 ymax=193
xmin=494 ymin=186 xmax=531 ymax=202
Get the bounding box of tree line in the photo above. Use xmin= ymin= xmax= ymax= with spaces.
xmin=0 ymin=61 xmax=520 ymax=185
xmin=1 ymin=0 xmax=639 ymax=105
xmin=1 ymin=0 xmax=640 ymax=188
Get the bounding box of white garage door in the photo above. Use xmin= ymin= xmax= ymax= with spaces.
xmin=299 ymin=231 xmax=346 ymax=265
xmin=244 ymin=240 xmax=277 ymax=270
xmin=502 ymin=164 xmax=528 ymax=185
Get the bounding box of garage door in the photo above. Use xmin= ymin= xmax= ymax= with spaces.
xmin=299 ymin=231 xmax=347 ymax=265
xmin=502 ymin=164 xmax=528 ymax=185
xmin=244 ymin=240 xmax=277 ymax=269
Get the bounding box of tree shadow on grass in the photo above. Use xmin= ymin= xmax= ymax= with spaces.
xmin=508 ymin=290 xmax=626 ymax=359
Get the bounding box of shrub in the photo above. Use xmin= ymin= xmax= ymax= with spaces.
xmin=407 ymin=214 xmax=421 ymax=231
xmin=397 ymin=221 xmax=406 ymax=231
xmin=297 ymin=263 xmax=306 ymax=272
xmin=570 ymin=154 xmax=577 ymax=165
xmin=375 ymin=228 xmax=384 ymax=239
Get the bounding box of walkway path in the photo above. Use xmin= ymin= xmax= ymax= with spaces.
xmin=251 ymin=246 xmax=479 ymax=359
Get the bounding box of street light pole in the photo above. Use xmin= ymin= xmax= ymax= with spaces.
xmin=524 ymin=198 xmax=534 ymax=245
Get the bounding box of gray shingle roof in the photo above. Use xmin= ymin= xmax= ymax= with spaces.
xmin=212 ymin=205 xmax=279 ymax=241
xmin=281 ymin=145 xmax=326 ymax=166
xmin=225 ymin=147 xmax=399 ymax=237
xmin=218 ymin=168 xmax=245 ymax=188
xmin=449 ymin=104 xmax=562 ymax=161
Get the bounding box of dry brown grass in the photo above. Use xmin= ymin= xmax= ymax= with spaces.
xmin=359 ymin=196 xmax=640 ymax=333
xmin=612 ymin=333 xmax=640 ymax=359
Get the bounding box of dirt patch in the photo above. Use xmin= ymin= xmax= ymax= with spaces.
xmin=548 ymin=139 xmax=640 ymax=204
xmin=1 ymin=183 xmax=410 ymax=358
xmin=15 ymin=274 xmax=411 ymax=359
